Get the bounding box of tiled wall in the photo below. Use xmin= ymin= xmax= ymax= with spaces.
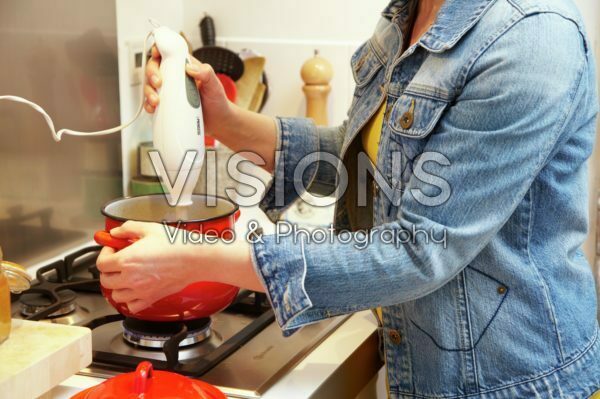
xmin=181 ymin=0 xmax=389 ymax=125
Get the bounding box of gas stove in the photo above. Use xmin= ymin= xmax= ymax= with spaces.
xmin=10 ymin=246 xmax=346 ymax=398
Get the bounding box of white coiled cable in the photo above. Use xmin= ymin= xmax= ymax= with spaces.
xmin=0 ymin=31 xmax=153 ymax=142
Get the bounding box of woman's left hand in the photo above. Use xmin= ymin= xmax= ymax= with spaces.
xmin=96 ymin=220 xmax=264 ymax=314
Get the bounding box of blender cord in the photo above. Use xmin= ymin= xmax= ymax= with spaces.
xmin=0 ymin=31 xmax=153 ymax=142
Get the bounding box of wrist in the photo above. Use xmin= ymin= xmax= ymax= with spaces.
xmin=176 ymin=242 xmax=205 ymax=283
xmin=213 ymin=102 xmax=242 ymax=141
xmin=184 ymin=237 xmax=265 ymax=292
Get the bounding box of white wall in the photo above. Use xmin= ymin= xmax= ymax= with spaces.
xmin=115 ymin=0 xmax=184 ymax=194
xmin=181 ymin=0 xmax=388 ymax=125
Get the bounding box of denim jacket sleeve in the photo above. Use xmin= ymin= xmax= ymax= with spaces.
xmin=253 ymin=15 xmax=595 ymax=334
xmin=258 ymin=118 xmax=347 ymax=221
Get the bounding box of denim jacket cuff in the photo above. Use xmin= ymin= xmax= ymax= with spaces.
xmin=259 ymin=117 xmax=319 ymax=223
xmin=251 ymin=233 xmax=315 ymax=336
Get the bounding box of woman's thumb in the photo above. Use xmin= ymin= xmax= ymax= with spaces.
xmin=185 ymin=61 xmax=223 ymax=95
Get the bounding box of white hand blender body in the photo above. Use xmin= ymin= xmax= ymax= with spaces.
xmin=0 ymin=21 xmax=205 ymax=207
xmin=151 ymin=25 xmax=205 ymax=206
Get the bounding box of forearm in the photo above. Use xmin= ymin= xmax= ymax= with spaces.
xmin=215 ymin=104 xmax=278 ymax=172
xmin=186 ymin=238 xmax=265 ymax=293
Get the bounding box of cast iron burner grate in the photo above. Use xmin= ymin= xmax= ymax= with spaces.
xmin=89 ymin=309 xmax=274 ymax=375
xmin=16 ymin=246 xmax=102 ymax=320
xmin=20 ymin=289 xmax=77 ymax=317
xmin=88 ymin=290 xmax=275 ymax=375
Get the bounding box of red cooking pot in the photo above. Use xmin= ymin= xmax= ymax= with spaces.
xmin=94 ymin=194 xmax=240 ymax=322
xmin=71 ymin=361 xmax=226 ymax=399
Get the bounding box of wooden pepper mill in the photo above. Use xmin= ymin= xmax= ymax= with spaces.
xmin=301 ymin=50 xmax=333 ymax=126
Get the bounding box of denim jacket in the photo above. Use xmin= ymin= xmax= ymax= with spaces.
xmin=251 ymin=0 xmax=600 ymax=397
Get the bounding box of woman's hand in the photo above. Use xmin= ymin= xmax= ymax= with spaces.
xmin=144 ymin=46 xmax=233 ymax=139
xmin=96 ymin=220 xmax=265 ymax=314
xmin=143 ymin=45 xmax=279 ymax=171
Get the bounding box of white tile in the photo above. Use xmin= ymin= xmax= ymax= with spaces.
xmin=182 ymin=0 xmax=387 ymax=42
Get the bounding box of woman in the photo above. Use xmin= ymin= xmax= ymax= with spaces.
xmin=98 ymin=0 xmax=600 ymax=397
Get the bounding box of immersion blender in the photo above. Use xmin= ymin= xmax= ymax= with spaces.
xmin=151 ymin=25 xmax=204 ymax=206
xmin=0 ymin=21 xmax=204 ymax=207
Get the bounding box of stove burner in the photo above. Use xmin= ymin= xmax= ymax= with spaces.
xmin=122 ymin=318 xmax=212 ymax=349
xmin=14 ymin=246 xmax=101 ymax=321
xmin=20 ymin=289 xmax=77 ymax=318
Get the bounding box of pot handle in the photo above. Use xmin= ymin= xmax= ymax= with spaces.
xmin=134 ymin=361 xmax=153 ymax=394
xmin=94 ymin=231 xmax=136 ymax=251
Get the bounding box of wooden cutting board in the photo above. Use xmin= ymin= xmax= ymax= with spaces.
xmin=0 ymin=320 xmax=92 ymax=399
xmin=235 ymin=57 xmax=265 ymax=110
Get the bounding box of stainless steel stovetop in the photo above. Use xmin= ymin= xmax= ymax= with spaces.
xmin=10 ymin=246 xmax=346 ymax=398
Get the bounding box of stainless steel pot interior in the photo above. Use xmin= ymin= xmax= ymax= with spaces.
xmin=102 ymin=194 xmax=238 ymax=223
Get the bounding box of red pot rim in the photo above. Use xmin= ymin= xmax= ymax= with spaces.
xmin=100 ymin=193 xmax=239 ymax=224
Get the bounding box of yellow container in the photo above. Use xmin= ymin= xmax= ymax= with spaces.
xmin=0 ymin=248 xmax=31 ymax=344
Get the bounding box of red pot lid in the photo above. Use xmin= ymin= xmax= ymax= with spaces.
xmin=71 ymin=362 xmax=226 ymax=399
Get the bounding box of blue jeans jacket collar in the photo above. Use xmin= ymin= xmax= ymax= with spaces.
xmin=383 ymin=0 xmax=498 ymax=52
xmin=421 ymin=0 xmax=497 ymax=52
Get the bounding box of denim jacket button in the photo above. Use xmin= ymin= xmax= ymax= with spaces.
xmin=400 ymin=99 xmax=415 ymax=129
xmin=388 ymin=329 xmax=402 ymax=345
xmin=400 ymin=112 xmax=414 ymax=129
xmin=497 ymin=286 xmax=507 ymax=295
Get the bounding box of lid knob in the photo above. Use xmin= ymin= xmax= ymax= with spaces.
xmin=134 ymin=361 xmax=154 ymax=394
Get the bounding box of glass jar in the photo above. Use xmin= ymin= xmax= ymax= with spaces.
xmin=0 ymin=247 xmax=31 ymax=344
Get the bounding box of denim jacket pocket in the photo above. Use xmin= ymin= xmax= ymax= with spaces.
xmin=406 ymin=266 xmax=509 ymax=352
xmin=351 ymin=40 xmax=384 ymax=94
xmin=389 ymin=89 xmax=450 ymax=139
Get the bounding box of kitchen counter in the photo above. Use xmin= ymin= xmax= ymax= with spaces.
xmin=48 ymin=311 xmax=383 ymax=399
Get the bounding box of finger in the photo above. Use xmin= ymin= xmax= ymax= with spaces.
xmin=100 ymin=272 xmax=125 ymax=290
xmin=144 ymin=84 xmax=159 ymax=107
xmin=111 ymin=288 xmax=138 ymax=303
xmin=185 ymin=61 xmax=212 ymax=83
xmin=145 ymin=57 xmax=162 ymax=89
xmin=185 ymin=63 xmax=223 ymax=95
xmin=189 ymin=55 xmax=201 ymax=65
xmin=96 ymin=246 xmax=122 ymax=273
xmin=150 ymin=45 xmax=161 ymax=60
xmin=110 ymin=220 xmax=151 ymax=239
xmin=127 ymin=299 xmax=151 ymax=314
xmin=144 ymin=100 xmax=155 ymax=114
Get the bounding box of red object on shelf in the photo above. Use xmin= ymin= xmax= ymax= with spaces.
xmin=94 ymin=194 xmax=241 ymax=322
xmin=70 ymin=361 xmax=226 ymax=399
xmin=217 ymin=73 xmax=237 ymax=102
